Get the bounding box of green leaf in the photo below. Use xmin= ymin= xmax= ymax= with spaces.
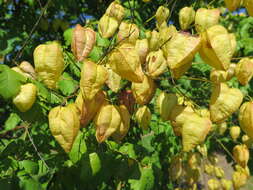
xmin=89 ymin=152 xmax=101 ymax=176
xmin=96 ymin=32 xmax=110 ymax=47
xmin=0 ymin=65 xmax=26 ymax=100
xmin=63 ymin=28 xmax=73 ymax=46
xmin=4 ymin=113 xmax=21 ymax=131
xmin=119 ymin=143 xmax=137 ymax=159
xmin=21 ymin=160 xmax=39 ymax=175
xmin=69 ymin=132 xmax=87 ymax=164
xmin=58 ymin=72 xmax=78 ymax=96
xmin=19 ymin=178 xmax=43 ymax=190
xmin=88 ymin=46 xmax=104 ymax=62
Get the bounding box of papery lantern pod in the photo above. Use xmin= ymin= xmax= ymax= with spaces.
xmin=66 ymin=103 xmax=81 ymax=138
xmin=169 ymin=105 xmax=195 ymax=136
xmin=195 ymin=8 xmax=220 ymax=33
xmin=135 ymin=105 xmax=151 ymax=130
xmin=155 ymin=6 xmax=170 ymax=27
xmin=131 ymin=75 xmax=156 ymax=105
xmin=169 ymin=154 xmax=183 ymax=181
xmin=229 ymin=33 xmax=237 ymax=56
xmin=210 ymin=69 xmax=228 ymax=83
xmin=117 ymin=22 xmax=140 ymax=44
xmin=71 ymin=24 xmax=96 ymax=62
xmin=221 ymin=179 xmax=232 ymax=190
xmin=19 ymin=61 xmax=36 ymax=79
xmin=224 ymin=0 xmax=242 ymax=11
xmin=230 ymin=126 xmax=241 ymax=141
xmin=185 ymin=166 xmax=200 ymax=186
xmin=80 ymin=60 xmax=108 ymax=100
xmin=148 ymin=30 xmax=160 ymax=51
xmin=75 ymin=91 xmax=107 ymax=127
xmin=227 ymin=63 xmax=237 ymax=80
xmin=196 ymin=108 xmax=211 ymax=119
xmin=204 ymin=164 xmax=215 ymax=175
xmin=179 ymin=7 xmax=196 ymax=30
xmin=232 ymin=170 xmax=248 ymax=190
xmin=105 ymin=65 xmax=121 ymax=93
xmin=235 ymin=58 xmax=253 ymax=85
xmin=146 ymin=49 xmax=167 ymax=78
xmin=166 ymin=33 xmax=201 ymax=69
xmin=118 ymin=89 xmax=135 ymax=114
xmin=11 ymin=67 xmax=32 ymax=79
xmin=177 ymin=94 xmax=195 ymax=107
xmin=188 ymin=152 xmax=201 ymax=170
xmin=135 ymin=39 xmax=149 ymax=64
xmin=98 ymin=15 xmax=119 ymax=38
xmin=112 ymin=105 xmax=131 ymax=142
xmin=182 ymin=113 xmax=212 ymax=152
xmin=171 ymin=62 xmax=192 ymax=79
xmin=239 ymin=101 xmax=253 ymax=139
xmin=210 ymin=83 xmax=243 ymax=123
xmin=105 ymin=1 xmax=125 ymax=22
xmin=233 ymin=144 xmax=249 ymax=168
xmin=217 ymin=122 xmax=228 ymax=135
xmin=244 ymin=0 xmax=253 ymax=16
xmin=208 ymin=179 xmax=220 ymax=190
xmin=159 ymin=25 xmax=177 ymax=56
xmin=156 ymin=92 xmax=178 ymax=121
xmin=242 ymin=135 xmax=253 ymax=148
xmin=48 ymin=105 xmax=80 ymax=153
xmin=94 ymin=104 xmax=121 ymax=143
xmin=13 ymin=83 xmax=37 ymax=112
xmin=197 ymin=144 xmax=208 ymax=157
xmin=108 ymin=43 xmax=144 ymax=83
xmin=200 ymin=25 xmax=233 ymax=70
xmin=235 ymin=164 xmax=250 ymax=177
xmin=34 ymin=41 xmax=64 ymax=89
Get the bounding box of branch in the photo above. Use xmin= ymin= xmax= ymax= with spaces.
xmin=0 ymin=125 xmax=26 ymax=139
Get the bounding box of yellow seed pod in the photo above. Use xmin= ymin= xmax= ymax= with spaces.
xmin=177 ymin=95 xmax=194 ymax=107
xmin=196 ymin=108 xmax=211 ymax=119
xmin=13 ymin=83 xmax=37 ymax=112
xmin=156 ymin=92 xmax=178 ymax=121
xmin=214 ymin=166 xmax=225 ymax=178
xmin=230 ymin=126 xmax=241 ymax=141
xmin=182 ymin=114 xmax=212 ymax=152
xmin=34 ymin=41 xmax=64 ymax=89
xmin=71 ymin=24 xmax=96 ymax=62
xmin=232 ymin=170 xmax=248 ymax=190
xmin=19 ymin=61 xmax=36 ymax=79
xmin=242 ymin=135 xmax=253 ymax=148
xmin=210 ymin=69 xmax=228 ymax=83
xmin=185 ymin=166 xmax=200 ymax=185
xmin=94 ymin=104 xmax=121 ymax=143
xmin=210 ymin=83 xmax=243 ymax=123
xmin=205 ymin=164 xmax=215 ymax=175
xmin=169 ymin=155 xmax=183 ymax=181
xmin=109 ymin=43 xmax=144 ymax=83
xmin=169 ymin=105 xmax=195 ymax=136
xmin=80 ymin=60 xmax=108 ymax=100
xmin=166 ymin=33 xmax=201 ymax=69
xmin=208 ymin=179 xmax=220 ymax=190
xmin=105 ymin=65 xmax=121 ymax=93
xmin=159 ymin=25 xmax=177 ymax=56
xmin=197 ymin=144 xmax=208 ymax=157
xmin=229 ymin=33 xmax=237 ymax=56
xmin=135 ymin=105 xmax=151 ymax=130
xmin=98 ymin=15 xmax=119 ymax=38
xmin=11 ymin=67 xmax=31 ymax=79
xmin=105 ymin=1 xmax=125 ymax=22
xmin=239 ymin=101 xmax=253 ymax=139
xmin=244 ymin=0 xmax=253 ymax=16
xmin=235 ymin=58 xmax=253 ymax=85
xmin=171 ymin=62 xmax=192 ymax=79
xmin=217 ymin=122 xmax=228 ymax=135
xmin=227 ymin=63 xmax=237 ymax=80
xmin=225 ymin=0 xmax=242 ymax=11
xmin=195 ymin=8 xmax=220 ymax=33
xmin=48 ymin=105 xmax=80 ymax=153
xmin=199 ymin=25 xmax=233 ymax=71
xmin=132 ymin=75 xmax=156 ymax=105
xmin=221 ymin=179 xmax=232 ymax=190
xmin=188 ymin=152 xmax=201 ymax=170
xmin=146 ymin=49 xmax=167 ymax=78
xmin=155 ymin=6 xmax=170 ymax=27
xmin=117 ymin=22 xmax=140 ymax=44
xmin=233 ymin=144 xmax=249 ymax=168
xmin=135 ymin=39 xmax=149 ymax=64
xmin=148 ymin=30 xmax=160 ymax=51
xmin=112 ymin=105 xmax=131 ymax=142
xmin=179 ymin=7 xmax=196 ymax=30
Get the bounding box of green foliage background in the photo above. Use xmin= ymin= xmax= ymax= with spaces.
xmin=1 ymin=0 xmax=253 ymax=189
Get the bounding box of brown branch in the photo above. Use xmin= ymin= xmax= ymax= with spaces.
xmin=0 ymin=125 xmax=26 ymax=139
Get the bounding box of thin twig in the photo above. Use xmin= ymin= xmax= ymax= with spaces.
xmin=0 ymin=125 xmax=25 ymax=139
xmin=13 ymin=0 xmax=52 ymax=64
xmin=26 ymin=126 xmax=50 ymax=170
xmin=215 ymin=137 xmax=236 ymax=163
